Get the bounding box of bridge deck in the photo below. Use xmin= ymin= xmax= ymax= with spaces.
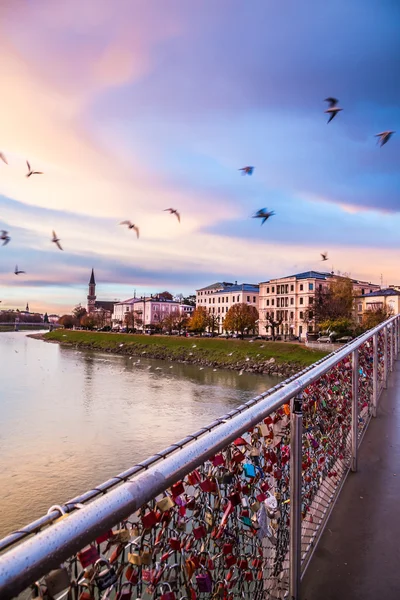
xmin=302 ymin=359 xmax=400 ymax=599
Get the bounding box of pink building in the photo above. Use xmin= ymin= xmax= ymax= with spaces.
xmin=112 ymin=296 xmax=194 ymax=330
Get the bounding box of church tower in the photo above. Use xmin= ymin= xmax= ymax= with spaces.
xmin=87 ymin=268 xmax=96 ymax=314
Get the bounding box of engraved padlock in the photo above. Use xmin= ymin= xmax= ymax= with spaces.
xmin=92 ymin=558 xmax=118 ymax=592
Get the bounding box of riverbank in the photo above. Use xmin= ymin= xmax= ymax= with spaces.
xmin=41 ymin=331 xmax=328 ymax=377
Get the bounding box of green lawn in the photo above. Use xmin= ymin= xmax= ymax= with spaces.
xmin=45 ymin=330 xmax=328 ymax=367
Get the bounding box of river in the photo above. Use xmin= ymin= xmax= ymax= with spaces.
xmin=0 ymin=331 xmax=280 ymax=539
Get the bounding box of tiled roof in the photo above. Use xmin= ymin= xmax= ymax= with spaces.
xmin=360 ymin=289 xmax=400 ymax=298
xmin=95 ymin=301 xmax=117 ymax=311
xmin=260 ymin=271 xmax=331 ymax=283
xmin=214 ymin=284 xmax=259 ymax=294
xmin=196 ymin=282 xmax=234 ymax=291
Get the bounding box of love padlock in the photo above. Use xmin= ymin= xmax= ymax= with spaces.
xmin=159 ymin=582 xmax=176 ymax=600
xmin=92 ymin=558 xmax=118 ymax=592
xmin=77 ymin=582 xmax=94 ymax=600
xmin=195 ymin=569 xmax=213 ymax=593
xmin=77 ymin=545 xmax=100 ymax=568
xmin=44 ymin=566 xmax=71 ymax=596
xmin=116 ymin=582 xmax=134 ymax=600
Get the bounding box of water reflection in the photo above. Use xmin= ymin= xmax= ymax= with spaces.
xmin=0 ymin=332 xmax=280 ymax=538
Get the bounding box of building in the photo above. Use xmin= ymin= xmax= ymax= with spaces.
xmin=258 ymin=271 xmax=380 ymax=340
xmin=196 ymin=281 xmax=260 ymax=333
xmin=112 ymin=296 xmax=194 ymax=330
xmin=86 ymin=269 xmax=118 ymax=322
xmin=355 ymin=289 xmax=400 ymax=324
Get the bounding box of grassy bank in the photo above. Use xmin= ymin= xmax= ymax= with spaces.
xmin=44 ymin=330 xmax=328 ymax=376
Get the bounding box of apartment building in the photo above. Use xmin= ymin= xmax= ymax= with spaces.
xmin=259 ymin=271 xmax=380 ymax=340
xmin=196 ymin=282 xmax=259 ymax=333
xmin=355 ymin=289 xmax=400 ymax=324
xmin=112 ymin=296 xmax=194 ymax=329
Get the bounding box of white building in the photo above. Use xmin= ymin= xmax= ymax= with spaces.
xmin=112 ymin=296 xmax=194 ymax=330
xmin=258 ymin=271 xmax=380 ymax=340
xmin=196 ymin=282 xmax=259 ymax=333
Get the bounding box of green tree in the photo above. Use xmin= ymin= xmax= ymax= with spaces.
xmin=189 ymin=306 xmax=208 ymax=334
xmin=362 ymin=305 xmax=394 ymax=331
xmin=306 ymin=275 xmax=355 ymax=330
xmin=224 ymin=303 xmax=259 ymax=338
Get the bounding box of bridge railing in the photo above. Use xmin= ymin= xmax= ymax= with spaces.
xmin=0 ymin=316 xmax=398 ymax=600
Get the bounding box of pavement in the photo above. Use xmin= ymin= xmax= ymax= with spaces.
xmin=301 ymin=359 xmax=400 ymax=599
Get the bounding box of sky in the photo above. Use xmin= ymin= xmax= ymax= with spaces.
xmin=0 ymin=0 xmax=399 ymax=314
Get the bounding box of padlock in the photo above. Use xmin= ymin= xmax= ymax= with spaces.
xmin=116 ymin=582 xmax=133 ymax=600
xmin=92 ymin=558 xmax=118 ymax=592
xmin=222 ymin=543 xmax=233 ymax=555
xmin=233 ymin=437 xmax=247 ymax=446
xmin=95 ymin=529 xmax=114 ymax=545
xmin=238 ymin=556 xmax=248 ymax=570
xmin=30 ymin=582 xmax=44 ymax=598
xmin=109 ymin=543 xmax=124 ymax=564
xmin=225 ymin=554 xmax=236 ymax=568
xmin=140 ymin=542 xmax=153 ymax=565
xmin=128 ymin=551 xmax=142 ymax=566
xmin=169 ymin=536 xmax=182 ymax=551
xmin=187 ymin=470 xmax=201 ymax=486
xmin=199 ymin=478 xmax=217 ymax=493
xmin=112 ymin=528 xmax=132 ymax=544
xmin=125 ymin=564 xmax=139 ymax=584
xmin=195 ymin=569 xmax=213 ymax=593
xmin=231 ymin=450 xmax=245 ymax=464
xmin=227 ymin=491 xmax=241 ymax=506
xmin=171 ymin=481 xmax=185 ymax=496
xmin=192 ymin=521 xmax=207 ymax=540
xmin=211 ymin=454 xmax=225 ymax=467
xmin=77 ymin=582 xmax=94 ymax=600
xmin=160 ymin=582 xmax=176 ymax=600
xmin=204 ymin=511 xmax=214 ymax=527
xmin=48 ymin=504 xmax=67 ymax=524
xmin=157 ymin=494 xmax=175 ymax=512
xmin=142 ymin=510 xmax=157 ymax=529
xmin=243 ymin=463 xmax=256 ymax=478
xmin=44 ymin=566 xmax=71 ymax=596
xmin=78 ymin=545 xmax=100 ymax=568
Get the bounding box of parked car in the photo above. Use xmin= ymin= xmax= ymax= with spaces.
xmin=317 ymin=336 xmax=331 ymax=343
xmin=337 ymin=336 xmax=353 ymax=343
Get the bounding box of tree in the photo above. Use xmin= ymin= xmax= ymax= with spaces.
xmin=362 ymin=305 xmax=394 ymax=331
xmin=158 ymin=291 xmax=173 ymax=300
xmin=183 ymin=295 xmax=196 ymax=307
xmin=81 ymin=314 xmax=97 ymax=330
xmin=319 ymin=317 xmax=355 ymax=338
xmin=73 ymin=304 xmax=87 ymax=326
xmin=207 ymin=312 xmax=220 ymax=336
xmin=306 ymin=276 xmax=355 ymax=326
xmin=265 ymin=311 xmax=283 ymax=340
xmin=224 ymin=303 xmax=259 ymax=338
xmin=162 ymin=311 xmax=179 ymax=334
xmin=174 ymin=312 xmax=189 ymax=334
xmin=43 ymin=313 xmax=49 ymax=323
xmin=189 ymin=306 xmax=208 ymax=334
xmin=59 ymin=314 xmax=75 ymax=329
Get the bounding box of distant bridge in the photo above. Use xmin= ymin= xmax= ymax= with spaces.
xmin=0 ymin=322 xmax=61 ymax=330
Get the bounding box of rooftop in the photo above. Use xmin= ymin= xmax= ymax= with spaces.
xmin=214 ymin=283 xmax=259 ymax=294
xmin=260 ymin=270 xmax=331 ymax=283
xmin=359 ymin=288 xmax=400 ymax=298
xmin=196 ymin=282 xmax=234 ymax=292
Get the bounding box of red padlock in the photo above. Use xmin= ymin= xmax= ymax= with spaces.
xmin=109 ymin=543 xmax=124 ymax=564
xmin=238 ymin=557 xmax=248 ymax=570
xmin=211 ymin=454 xmax=225 ymax=467
xmin=160 ymin=583 xmax=176 ymax=600
xmin=141 ymin=510 xmax=157 ymax=529
xmin=232 ymin=450 xmax=245 ymax=464
xmin=125 ymin=564 xmax=139 ymax=584
xmin=199 ymin=479 xmax=216 ymax=493
xmin=169 ymin=537 xmax=181 ymax=551
xmin=171 ymin=481 xmax=185 ymax=497
xmin=77 ymin=545 xmax=100 ymax=568
xmin=228 ymin=491 xmax=241 ymax=506
xmin=223 ymin=543 xmax=233 ymax=555
xmin=244 ymin=570 xmax=253 ymax=582
xmin=225 ymin=554 xmax=237 ymax=568
xmin=187 ymin=470 xmax=201 ymax=486
xmin=116 ymin=583 xmax=133 ymax=600
xmin=193 ymin=523 xmax=207 ymax=540
xmin=95 ymin=529 xmax=114 ymax=545
xmin=233 ymin=437 xmax=247 ymax=446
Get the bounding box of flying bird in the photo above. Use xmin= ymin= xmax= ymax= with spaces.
xmin=1 ymin=230 xmax=10 ymax=246
xmin=120 ymin=221 xmax=139 ymax=238
xmin=239 ymin=166 xmax=254 ymax=175
xmin=324 ymin=98 xmax=343 ymax=123
xmin=375 ymin=131 xmax=395 ymax=147
xmin=164 ymin=208 xmax=180 ymax=222
xmin=321 ymin=252 xmax=328 ymax=261
xmin=0 ymin=152 xmax=8 ymax=165
xmin=14 ymin=265 xmax=25 ymax=275
xmin=51 ymin=230 xmax=63 ymax=251
xmin=26 ymin=160 xmax=43 ymax=178
xmin=252 ymin=208 xmax=275 ymax=225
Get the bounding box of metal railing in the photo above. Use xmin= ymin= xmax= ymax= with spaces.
xmin=0 ymin=315 xmax=398 ymax=600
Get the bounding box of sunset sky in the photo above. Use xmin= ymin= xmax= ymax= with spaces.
xmin=0 ymin=0 xmax=399 ymax=314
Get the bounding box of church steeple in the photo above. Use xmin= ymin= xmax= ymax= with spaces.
xmin=26 ymin=303 xmax=29 ymax=313
xmin=87 ymin=268 xmax=96 ymax=314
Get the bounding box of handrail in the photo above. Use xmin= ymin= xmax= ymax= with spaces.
xmin=0 ymin=315 xmax=397 ymax=599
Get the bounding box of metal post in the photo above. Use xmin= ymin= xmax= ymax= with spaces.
xmin=372 ymin=333 xmax=378 ymax=417
xmin=351 ymin=349 xmax=359 ymax=472
xmin=390 ymin=324 xmax=394 ymax=372
xmin=383 ymin=326 xmax=388 ymax=388
xmin=290 ymin=395 xmax=303 ymax=600
xmin=395 ymin=318 xmax=399 ymax=359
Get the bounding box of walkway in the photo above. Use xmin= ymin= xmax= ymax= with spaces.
xmin=302 ymin=360 xmax=400 ymax=599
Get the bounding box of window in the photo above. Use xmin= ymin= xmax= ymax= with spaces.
xmin=285 ymin=285 xmax=289 ymax=294
xmin=285 ymin=310 xmax=288 ymax=320
xmin=218 ymin=297 xmax=220 ymax=303
xmin=267 ymin=287 xmax=270 ymax=293
xmin=277 ymin=285 xmax=281 ymax=294
xmin=309 ymin=297 xmax=314 ymax=305
xmin=300 ymin=298 xmax=304 ymax=305
xmin=267 ymin=299 xmax=270 ymax=306
xmin=308 ymin=311 xmax=314 ymax=319
xmin=290 ymin=285 xmax=294 ymax=292
xmin=218 ymin=307 xmax=220 ymax=313
xmin=272 ymin=287 xmax=275 ymax=293
xmin=309 ymin=283 xmax=314 ymax=291
xmin=300 ymin=284 xmax=304 ymax=291
xmin=319 ymin=284 xmax=322 ymax=291
xmin=290 ymin=311 xmax=294 ymax=319
xmin=212 ymin=307 xmax=215 ymax=313
xmin=271 ymin=299 xmax=275 ymax=306
xmin=370 ymin=289 xmax=373 ymax=294
xmin=213 ymin=297 xmax=215 ymax=303
xmin=285 ymin=298 xmax=288 ymax=307
xmin=222 ymin=306 xmax=224 ymax=313
xmin=362 ymin=289 xmax=365 ymax=295
xmin=209 ymin=298 xmax=211 ymax=304
xmin=232 ymin=297 xmax=235 ymax=303
xmin=253 ymin=296 xmax=256 ymax=303
xmin=277 ymin=298 xmax=280 ymax=307
xmin=300 ymin=311 xmax=304 ymax=319
xmin=247 ymin=296 xmax=250 ymax=302
xmin=237 ymin=295 xmax=240 ymax=302
xmin=290 ymin=298 xmax=294 ymax=305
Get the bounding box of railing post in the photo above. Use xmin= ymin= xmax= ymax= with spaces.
xmin=395 ymin=318 xmax=399 ymax=359
xmin=390 ymin=324 xmax=394 ymax=372
xmin=372 ymin=333 xmax=378 ymax=417
xmin=351 ymin=349 xmax=359 ymax=472
xmin=383 ymin=326 xmax=388 ymax=388
xmin=290 ymin=395 xmax=303 ymax=600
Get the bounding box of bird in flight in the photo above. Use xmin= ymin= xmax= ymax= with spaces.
xmin=0 ymin=152 xmax=8 ymax=165
xmin=375 ymin=131 xmax=395 ymax=147
xmin=14 ymin=265 xmax=25 ymax=275
xmin=1 ymin=230 xmax=10 ymax=246
xmin=164 ymin=208 xmax=180 ymax=222
xmin=239 ymin=166 xmax=254 ymax=175
xmin=26 ymin=160 xmax=43 ymax=178
xmin=324 ymin=98 xmax=343 ymax=123
xmin=252 ymin=208 xmax=275 ymax=225
xmin=321 ymin=252 xmax=328 ymax=261
xmin=120 ymin=221 xmax=139 ymax=238
xmin=51 ymin=230 xmax=63 ymax=251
